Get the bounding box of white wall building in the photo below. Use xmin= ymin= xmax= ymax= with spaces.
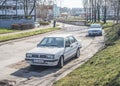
xmin=0 ymin=0 xmax=35 ymax=19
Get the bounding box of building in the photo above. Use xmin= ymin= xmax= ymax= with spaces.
xmin=53 ymin=4 xmax=60 ymax=18
xmin=0 ymin=0 xmax=35 ymax=28
xmin=0 ymin=0 xmax=35 ymax=19
xmin=36 ymin=4 xmax=60 ymax=20
xmin=71 ymin=8 xmax=85 ymax=16
xmin=60 ymin=7 xmax=71 ymax=15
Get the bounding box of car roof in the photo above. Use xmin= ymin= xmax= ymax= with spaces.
xmin=46 ymin=34 xmax=73 ymax=38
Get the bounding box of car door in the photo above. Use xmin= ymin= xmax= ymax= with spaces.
xmin=69 ymin=36 xmax=78 ymax=56
xmin=64 ymin=37 xmax=73 ymax=61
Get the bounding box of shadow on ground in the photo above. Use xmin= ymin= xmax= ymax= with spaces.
xmin=10 ymin=57 xmax=77 ymax=79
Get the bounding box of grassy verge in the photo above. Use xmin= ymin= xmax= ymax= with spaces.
xmin=53 ymin=24 xmax=120 ymax=86
xmin=0 ymin=28 xmax=18 ymax=34
xmin=105 ymin=24 xmax=120 ymax=45
xmin=0 ymin=28 xmax=60 ymax=42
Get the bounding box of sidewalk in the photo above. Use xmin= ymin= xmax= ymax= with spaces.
xmin=0 ymin=23 xmax=62 ymax=37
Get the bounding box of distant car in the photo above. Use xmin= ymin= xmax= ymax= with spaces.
xmin=34 ymin=22 xmax=40 ymax=28
xmin=88 ymin=24 xmax=102 ymax=36
xmin=25 ymin=34 xmax=82 ymax=68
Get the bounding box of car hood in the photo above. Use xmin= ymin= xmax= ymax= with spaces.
xmin=88 ymin=28 xmax=102 ymax=31
xmin=27 ymin=47 xmax=64 ymax=55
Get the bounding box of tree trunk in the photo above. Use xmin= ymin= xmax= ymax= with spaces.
xmin=97 ymin=1 xmax=100 ymax=22
xmin=103 ymin=0 xmax=107 ymax=23
xmin=116 ymin=0 xmax=120 ymax=24
xmin=91 ymin=0 xmax=94 ymax=22
xmin=94 ymin=0 xmax=97 ymax=22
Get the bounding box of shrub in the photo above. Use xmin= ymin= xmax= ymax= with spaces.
xmin=11 ymin=24 xmax=21 ymax=30
xmin=11 ymin=24 xmax=34 ymax=30
xmin=39 ymin=21 xmax=50 ymax=25
xmin=20 ymin=24 xmax=33 ymax=30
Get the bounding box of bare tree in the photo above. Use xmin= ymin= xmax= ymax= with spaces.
xmin=19 ymin=0 xmax=37 ymax=18
xmin=83 ymin=0 xmax=89 ymax=21
xmin=97 ymin=0 xmax=101 ymax=22
xmin=116 ymin=0 xmax=120 ymax=24
xmin=83 ymin=0 xmax=120 ymax=24
xmin=37 ymin=0 xmax=54 ymax=19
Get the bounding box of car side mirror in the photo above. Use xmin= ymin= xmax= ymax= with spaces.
xmin=65 ymin=44 xmax=70 ymax=47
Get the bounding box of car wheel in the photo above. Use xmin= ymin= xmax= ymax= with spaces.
xmin=75 ymin=49 xmax=80 ymax=58
xmin=57 ymin=56 xmax=64 ymax=68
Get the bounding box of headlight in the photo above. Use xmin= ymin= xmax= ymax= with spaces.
xmin=46 ymin=55 xmax=54 ymax=59
xmin=26 ymin=54 xmax=32 ymax=57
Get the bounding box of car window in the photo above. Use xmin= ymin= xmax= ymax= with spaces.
xmin=39 ymin=37 xmax=64 ymax=47
xmin=69 ymin=36 xmax=77 ymax=44
xmin=40 ymin=38 xmax=47 ymax=45
xmin=65 ymin=37 xmax=71 ymax=45
xmin=90 ymin=24 xmax=101 ymax=28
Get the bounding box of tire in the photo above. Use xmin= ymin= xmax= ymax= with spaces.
xmin=57 ymin=56 xmax=64 ymax=68
xmin=75 ymin=49 xmax=80 ymax=58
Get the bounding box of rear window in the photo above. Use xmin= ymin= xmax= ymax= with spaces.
xmin=90 ymin=24 xmax=101 ymax=28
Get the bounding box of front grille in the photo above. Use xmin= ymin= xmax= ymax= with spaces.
xmin=31 ymin=54 xmax=47 ymax=58
xmin=40 ymin=55 xmax=46 ymax=58
xmin=32 ymin=54 xmax=39 ymax=58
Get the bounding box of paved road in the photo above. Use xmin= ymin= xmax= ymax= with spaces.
xmin=0 ymin=24 xmax=104 ymax=86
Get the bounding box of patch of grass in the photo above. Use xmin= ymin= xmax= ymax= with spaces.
xmin=53 ymin=24 xmax=120 ymax=86
xmin=0 ymin=28 xmax=60 ymax=42
xmin=0 ymin=28 xmax=18 ymax=34
xmin=101 ymin=22 xmax=114 ymax=28
xmin=105 ymin=24 xmax=120 ymax=45
xmin=54 ymin=41 xmax=120 ymax=86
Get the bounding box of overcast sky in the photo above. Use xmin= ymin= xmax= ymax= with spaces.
xmin=57 ymin=0 xmax=83 ymax=8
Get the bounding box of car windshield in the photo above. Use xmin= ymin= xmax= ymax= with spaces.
xmin=38 ymin=37 xmax=64 ymax=47
xmin=90 ymin=24 xmax=101 ymax=28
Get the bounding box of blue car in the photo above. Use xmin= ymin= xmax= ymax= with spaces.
xmin=88 ymin=24 xmax=102 ymax=36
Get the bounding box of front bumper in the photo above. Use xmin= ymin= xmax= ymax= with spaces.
xmin=25 ymin=58 xmax=59 ymax=66
xmin=89 ymin=32 xmax=102 ymax=36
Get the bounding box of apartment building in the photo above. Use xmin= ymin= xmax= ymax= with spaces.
xmin=0 ymin=0 xmax=35 ymax=19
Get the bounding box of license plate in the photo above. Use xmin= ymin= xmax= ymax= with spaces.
xmin=33 ymin=59 xmax=44 ymax=63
